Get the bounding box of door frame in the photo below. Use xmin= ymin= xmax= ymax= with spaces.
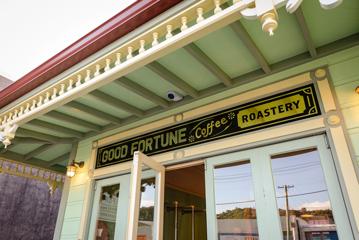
xmin=87 ymin=174 xmax=130 ymax=240
xmin=126 ymin=151 xmax=165 ymax=240
xmin=87 ymin=151 xmax=165 ymax=240
xmin=205 ymin=134 xmax=354 ymax=240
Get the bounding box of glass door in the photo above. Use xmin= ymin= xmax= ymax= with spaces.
xmin=88 ymin=151 xmax=165 ymax=240
xmin=205 ymin=135 xmax=354 ymax=240
xmin=88 ymin=174 xmax=130 ymax=240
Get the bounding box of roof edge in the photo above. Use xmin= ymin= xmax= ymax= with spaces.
xmin=0 ymin=0 xmax=183 ymax=109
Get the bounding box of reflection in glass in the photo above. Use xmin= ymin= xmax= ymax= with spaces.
xmin=95 ymin=183 xmax=120 ymax=240
xmin=271 ymin=149 xmax=338 ymax=240
xmin=137 ymin=178 xmax=156 ymax=240
xmin=214 ymin=161 xmax=259 ymax=240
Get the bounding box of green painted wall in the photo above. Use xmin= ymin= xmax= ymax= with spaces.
xmin=329 ymin=56 xmax=359 ymax=166
xmin=60 ymin=140 xmax=92 ymax=240
xmin=59 ymin=46 xmax=359 ymax=239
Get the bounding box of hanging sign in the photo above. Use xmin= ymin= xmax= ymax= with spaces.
xmin=96 ymin=84 xmax=321 ymax=168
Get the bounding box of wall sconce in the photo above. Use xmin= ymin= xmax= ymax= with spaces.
xmin=356 ymin=86 xmax=359 ymax=94
xmin=66 ymin=161 xmax=84 ymax=178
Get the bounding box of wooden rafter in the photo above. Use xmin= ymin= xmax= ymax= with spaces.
xmin=17 ymin=128 xmax=75 ymax=144
xmin=294 ymin=7 xmax=317 ymax=58
xmin=147 ymin=62 xmax=199 ymax=98
xmin=13 ymin=137 xmax=50 ymax=144
xmin=27 ymin=119 xmax=84 ymax=138
xmin=45 ymin=153 xmax=71 ymax=167
xmin=65 ymin=101 xmax=122 ymax=124
xmin=46 ymin=142 xmax=77 ymax=167
xmin=46 ymin=111 xmax=102 ymax=132
xmin=230 ymin=21 xmax=271 ymax=74
xmin=89 ymin=90 xmax=145 ymax=117
xmin=115 ymin=77 xmax=170 ymax=108
xmin=184 ymin=43 xmax=233 ymax=86
xmin=24 ymin=144 xmax=54 ymax=161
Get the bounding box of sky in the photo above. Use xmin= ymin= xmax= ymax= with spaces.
xmin=0 ymin=0 xmax=136 ymax=81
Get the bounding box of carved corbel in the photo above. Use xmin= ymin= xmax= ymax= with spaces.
xmin=239 ymin=0 xmax=343 ymax=35
xmin=0 ymin=124 xmax=19 ymax=148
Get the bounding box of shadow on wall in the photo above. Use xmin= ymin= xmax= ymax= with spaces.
xmin=0 ymin=173 xmax=62 ymax=240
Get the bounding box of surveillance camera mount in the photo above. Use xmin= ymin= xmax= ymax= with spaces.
xmin=167 ymin=90 xmax=183 ymax=102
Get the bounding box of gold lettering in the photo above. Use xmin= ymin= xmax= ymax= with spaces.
xmin=169 ymin=131 xmax=177 ymax=146
xmin=195 ymin=128 xmax=201 ymax=139
xmin=102 ymin=150 xmax=108 ymax=163
xmin=122 ymin=145 xmax=128 ymax=158
xmin=161 ymin=133 xmax=169 ymax=147
xmin=108 ymin=149 xmax=114 ymax=161
xmin=153 ymin=135 xmax=161 ymax=149
xmin=178 ymin=128 xmax=187 ymax=143
xmin=115 ymin=146 xmax=121 ymax=159
xmin=131 ymin=142 xmax=138 ymax=155
xmin=215 ymin=120 xmax=221 ymax=128
xmin=138 ymin=140 xmax=146 ymax=152
xmin=146 ymin=138 xmax=153 ymax=151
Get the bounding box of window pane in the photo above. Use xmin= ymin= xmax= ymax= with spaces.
xmin=95 ymin=183 xmax=120 ymax=240
xmin=271 ymin=149 xmax=338 ymax=240
xmin=138 ymin=178 xmax=156 ymax=240
xmin=214 ymin=161 xmax=259 ymax=240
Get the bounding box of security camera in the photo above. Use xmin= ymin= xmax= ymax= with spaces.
xmin=167 ymin=91 xmax=183 ymax=102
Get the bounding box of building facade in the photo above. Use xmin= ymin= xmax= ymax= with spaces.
xmin=0 ymin=0 xmax=358 ymax=240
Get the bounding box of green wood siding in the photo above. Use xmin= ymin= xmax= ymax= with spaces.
xmin=329 ymin=56 xmax=359 ymax=166
xmin=60 ymin=140 xmax=92 ymax=240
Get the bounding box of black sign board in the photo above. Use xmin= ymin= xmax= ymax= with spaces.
xmin=96 ymin=84 xmax=321 ymax=168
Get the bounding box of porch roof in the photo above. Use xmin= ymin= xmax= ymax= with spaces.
xmin=0 ymin=0 xmax=358 ymax=172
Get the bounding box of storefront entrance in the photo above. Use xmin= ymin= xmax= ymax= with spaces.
xmin=88 ymin=135 xmax=354 ymax=240
xmin=88 ymin=157 xmax=207 ymax=240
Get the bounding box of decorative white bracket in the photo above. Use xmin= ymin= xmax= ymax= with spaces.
xmin=239 ymin=0 xmax=343 ymax=35
xmin=0 ymin=124 xmax=18 ymax=148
